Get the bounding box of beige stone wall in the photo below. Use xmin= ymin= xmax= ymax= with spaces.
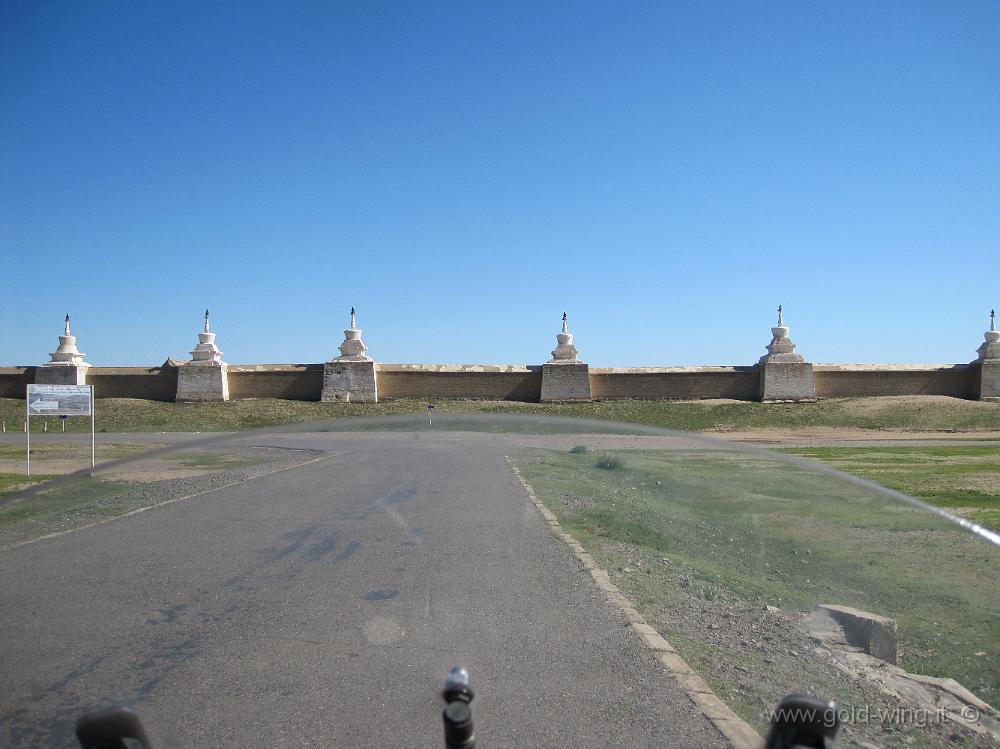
xmin=86 ymin=367 xmax=179 ymax=401
xmin=0 ymin=362 xmax=988 ymax=402
xmin=0 ymin=368 xmax=34 ymax=398
xmin=227 ymin=364 xmax=324 ymax=401
xmin=812 ymin=365 xmax=976 ymax=398
xmin=589 ymin=367 xmax=760 ymax=400
xmin=376 ymin=364 xmax=543 ymax=401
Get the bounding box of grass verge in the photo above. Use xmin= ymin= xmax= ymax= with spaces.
xmin=0 ymin=475 xmax=135 ymax=529
xmin=513 ymin=448 xmax=999 ymax=738
xmin=0 ymin=396 xmax=998 ymax=433
xmin=783 ymin=445 xmax=1000 ymax=532
xmin=0 ymin=473 xmax=59 ymax=498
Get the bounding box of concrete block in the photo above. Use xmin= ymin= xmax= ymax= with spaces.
xmin=977 ymin=361 xmax=1000 ymax=400
xmin=176 ymin=362 xmax=229 ymax=402
xmin=759 ymin=361 xmax=816 ymax=402
xmin=540 ymin=362 xmax=591 ymax=402
xmin=322 ymin=360 xmax=378 ymax=403
xmin=816 ymin=604 xmax=898 ymax=664
xmin=35 ymin=365 xmax=89 ymax=386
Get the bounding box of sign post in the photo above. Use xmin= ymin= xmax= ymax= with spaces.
xmin=26 ymin=384 xmax=95 ymax=476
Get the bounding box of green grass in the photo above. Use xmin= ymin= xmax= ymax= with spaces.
xmin=0 ymin=442 xmax=154 ymax=462
xmin=783 ymin=445 xmax=1000 ymax=532
xmin=0 ymin=396 xmax=998 ymax=433
xmin=595 ymin=454 xmax=627 ymax=470
xmin=0 ymin=472 xmax=58 ymax=498
xmin=167 ymin=451 xmax=260 ymax=468
xmin=0 ymin=475 xmax=136 ymax=529
xmin=513 ymin=448 xmax=999 ymax=716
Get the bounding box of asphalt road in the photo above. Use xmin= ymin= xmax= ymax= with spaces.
xmin=0 ymin=430 xmax=720 ymax=748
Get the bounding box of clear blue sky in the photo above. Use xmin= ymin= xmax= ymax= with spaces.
xmin=2 ymin=1 xmax=997 ymax=367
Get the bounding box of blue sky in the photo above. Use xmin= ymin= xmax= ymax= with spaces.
xmin=2 ymin=1 xmax=997 ymax=367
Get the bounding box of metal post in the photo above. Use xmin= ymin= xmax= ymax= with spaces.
xmin=90 ymin=386 xmax=96 ymax=475
xmin=25 ymin=391 xmax=30 ymax=477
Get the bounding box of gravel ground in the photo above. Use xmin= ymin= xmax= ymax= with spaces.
xmin=580 ymin=537 xmax=998 ymax=749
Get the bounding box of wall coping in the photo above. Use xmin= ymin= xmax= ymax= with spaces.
xmin=812 ymin=364 xmax=974 ymax=372
xmin=2 ymin=362 xmax=982 ymax=374
xmin=591 ymin=366 xmax=757 ymax=374
xmin=377 ymin=363 xmax=542 ymax=373
xmin=227 ymin=363 xmax=324 ymax=372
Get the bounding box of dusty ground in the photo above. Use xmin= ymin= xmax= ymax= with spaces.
xmin=603 ymin=541 xmax=998 ymax=748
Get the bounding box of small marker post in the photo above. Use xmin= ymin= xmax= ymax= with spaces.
xmin=427 ymin=403 xmax=434 ymax=428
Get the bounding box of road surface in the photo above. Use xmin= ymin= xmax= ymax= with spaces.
xmin=0 ymin=429 xmax=721 ymax=747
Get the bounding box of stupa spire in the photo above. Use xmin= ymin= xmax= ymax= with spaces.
xmin=64 ymin=313 xmax=71 ymax=336
xmin=204 ymin=309 xmax=210 ymax=333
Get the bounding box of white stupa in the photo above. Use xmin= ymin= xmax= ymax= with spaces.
xmin=976 ymin=309 xmax=1000 ymax=362
xmin=759 ymin=305 xmax=805 ymax=363
xmin=175 ymin=309 xmax=229 ymax=401
xmin=758 ymin=305 xmax=815 ymax=401
xmin=47 ymin=314 xmax=88 ymax=366
xmin=35 ymin=314 xmax=91 ymax=385
xmin=334 ymin=306 xmax=372 ymax=361
xmin=190 ymin=309 xmax=225 ymax=364
xmin=540 ymin=311 xmax=591 ymax=401
xmin=322 ymin=307 xmax=378 ymax=402
xmin=548 ymin=312 xmax=581 ymax=363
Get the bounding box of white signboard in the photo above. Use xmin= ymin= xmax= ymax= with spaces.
xmin=27 ymin=384 xmax=93 ymax=416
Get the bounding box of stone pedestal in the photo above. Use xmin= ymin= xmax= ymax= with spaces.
xmin=759 ymin=361 xmax=816 ymax=402
xmin=35 ymin=364 xmax=90 ymax=386
xmin=322 ymin=359 xmax=378 ymax=402
xmin=541 ymin=362 xmax=591 ymax=401
xmin=977 ymin=361 xmax=1000 ymax=400
xmin=757 ymin=308 xmax=816 ymax=402
xmin=177 ymin=361 xmax=229 ymax=402
xmin=175 ymin=313 xmax=229 ymax=401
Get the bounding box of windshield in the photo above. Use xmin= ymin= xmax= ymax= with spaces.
xmin=1 ymin=413 xmax=996 ymax=748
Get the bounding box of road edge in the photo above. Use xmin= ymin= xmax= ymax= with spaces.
xmin=505 ymin=457 xmax=763 ymax=749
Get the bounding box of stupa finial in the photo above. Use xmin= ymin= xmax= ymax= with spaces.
xmin=777 ymin=305 xmax=784 ymax=327
xmin=204 ymin=309 xmax=210 ymax=333
xmin=351 ymin=306 xmax=357 ymax=330
xmin=992 ymin=309 xmax=996 ymax=333
xmin=64 ymin=313 xmax=71 ymax=336
xmin=562 ymin=312 xmax=568 ymax=334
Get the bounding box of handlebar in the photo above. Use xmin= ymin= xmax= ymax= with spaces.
xmin=74 ymin=670 xmax=833 ymax=749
